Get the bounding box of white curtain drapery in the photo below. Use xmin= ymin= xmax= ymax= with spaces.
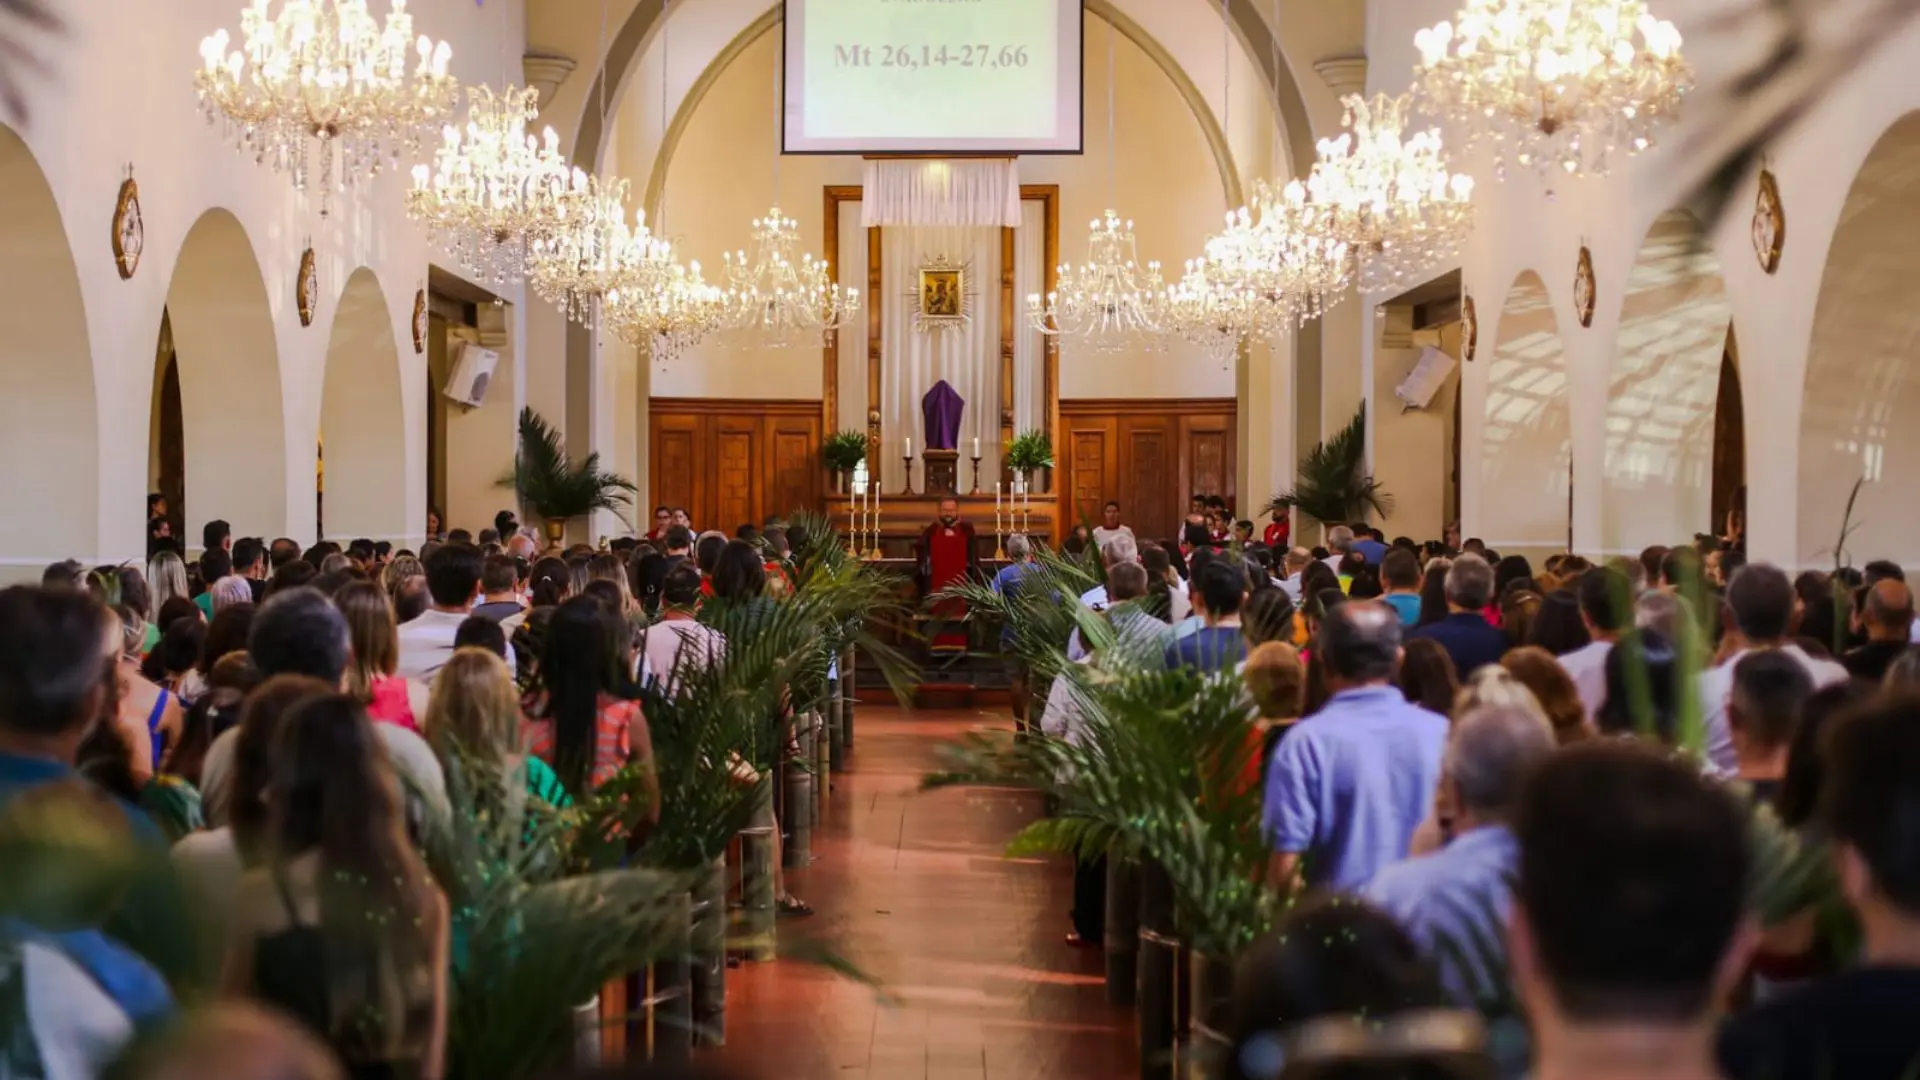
xmin=879 ymin=225 xmax=1002 ymax=493
xmin=834 ymin=198 xmax=869 ymax=436
xmin=1013 ymin=198 xmax=1046 ymax=440
xmin=861 ymin=159 xmax=1021 ymax=228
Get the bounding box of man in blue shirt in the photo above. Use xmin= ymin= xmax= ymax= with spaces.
xmin=993 ymin=534 xmax=1038 ymax=732
xmin=1164 ymin=559 xmax=1249 ymax=674
xmin=1263 ymin=601 xmax=1449 ymax=890
xmin=1380 ymin=547 xmax=1424 ymax=626
xmin=1407 ymin=553 xmax=1508 ymax=676
xmin=1362 ymin=703 xmax=1556 ymax=1001
xmin=1351 ymin=524 xmax=1389 ymax=565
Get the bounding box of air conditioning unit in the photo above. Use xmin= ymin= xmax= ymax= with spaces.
xmin=443 ymin=341 xmax=499 ymax=407
xmin=1394 ymin=345 xmax=1457 ymax=411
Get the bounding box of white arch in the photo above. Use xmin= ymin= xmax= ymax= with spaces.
xmin=1480 ymin=269 xmax=1570 ymax=555
xmin=1600 ymin=210 xmax=1733 ymax=556
xmin=320 ymin=267 xmax=408 ymax=542
xmin=1796 ymin=111 xmax=1920 ymax=567
xmin=0 ymin=123 xmax=98 ymax=573
xmin=163 ymin=209 xmax=289 ymax=545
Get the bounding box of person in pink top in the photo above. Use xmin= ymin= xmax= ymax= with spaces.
xmin=336 ymin=581 xmax=427 ymax=732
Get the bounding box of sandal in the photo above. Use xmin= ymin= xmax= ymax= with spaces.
xmin=777 ymin=895 xmax=815 ymax=918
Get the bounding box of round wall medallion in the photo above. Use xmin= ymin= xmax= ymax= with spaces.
xmin=111 ymin=173 xmax=144 ymax=281
xmin=296 ymin=247 xmax=319 ymax=327
xmin=1753 ymin=169 xmax=1786 ymax=275
xmin=412 ymin=288 xmax=429 ymax=353
xmin=1461 ymin=295 xmax=1478 ymax=361
xmin=1573 ymin=246 xmax=1597 ymax=328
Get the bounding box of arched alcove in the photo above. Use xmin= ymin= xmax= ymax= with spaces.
xmin=1798 ymin=111 xmax=1920 ymax=567
xmin=0 ymin=123 xmax=98 ymax=572
xmin=161 ymin=209 xmax=288 ymax=546
xmin=1601 ymin=210 xmax=1735 ymax=555
xmin=320 ymin=268 xmax=407 ymax=541
xmin=1480 ymin=270 xmax=1570 ymax=555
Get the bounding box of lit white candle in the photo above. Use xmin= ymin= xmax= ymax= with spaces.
xmin=972 ymin=436 xmax=980 ymax=458
xmin=904 ymin=436 xmax=912 ymax=458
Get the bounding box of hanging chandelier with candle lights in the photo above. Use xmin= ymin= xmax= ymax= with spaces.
xmin=196 ymin=0 xmax=457 ymax=214
xmin=406 ymin=84 xmax=574 ymax=283
xmin=719 ymin=207 xmax=860 ymax=348
xmin=1413 ymin=0 xmax=1692 ymax=181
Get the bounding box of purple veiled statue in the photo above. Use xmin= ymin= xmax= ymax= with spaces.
xmin=921 ymin=380 xmax=965 ymax=451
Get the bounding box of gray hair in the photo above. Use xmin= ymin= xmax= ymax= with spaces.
xmin=1634 ymin=589 xmax=1687 ymax=642
xmin=1318 ymin=601 xmax=1402 ymax=682
xmin=210 ymin=575 xmax=254 ymax=613
xmin=1100 ymin=532 xmax=1139 ymax=568
xmin=1326 ymin=525 xmax=1355 ymax=553
xmin=1285 ymin=547 xmax=1313 ymax=571
xmin=1447 ymin=703 xmax=1556 ymax=818
xmin=1006 ymin=534 xmax=1031 ymax=560
xmin=1445 ymin=553 xmax=1495 ymax=610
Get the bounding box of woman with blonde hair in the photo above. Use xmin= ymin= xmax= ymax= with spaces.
xmin=147 ymin=549 xmax=192 ymax=622
xmin=425 ymin=647 xmax=570 ymax=808
xmin=334 ymin=581 xmax=427 ymax=732
xmin=1409 ymin=665 xmax=1552 ymax=856
xmin=383 ymin=553 xmax=425 ymax=595
xmin=1499 ymin=645 xmax=1589 ymax=745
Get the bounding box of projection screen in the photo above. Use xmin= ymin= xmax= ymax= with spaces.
xmin=782 ymin=0 xmax=1084 ymax=154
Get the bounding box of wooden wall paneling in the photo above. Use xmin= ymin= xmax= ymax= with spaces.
xmin=1179 ymin=412 xmax=1235 ymax=513
xmin=1060 ymin=399 xmax=1237 ymax=542
xmin=765 ymin=412 xmax=821 ymax=520
xmin=1063 ymin=416 xmax=1116 ymax=531
xmin=650 ymin=400 xmax=824 ymax=532
xmin=712 ymin=415 xmax=761 ymax=533
xmin=1119 ymin=417 xmax=1173 ymax=542
xmin=652 ymin=412 xmax=704 ymax=527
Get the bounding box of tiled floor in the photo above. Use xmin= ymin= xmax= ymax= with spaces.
xmin=709 ymin=706 xmax=1138 ymax=1080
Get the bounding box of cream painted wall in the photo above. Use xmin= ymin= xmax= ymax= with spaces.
xmin=1370 ymin=318 xmax=1460 ymax=543
xmin=0 ymin=0 xmax=529 ymax=564
xmin=1480 ymin=270 xmax=1569 ymax=558
xmin=1366 ymin=0 xmax=1920 ymax=567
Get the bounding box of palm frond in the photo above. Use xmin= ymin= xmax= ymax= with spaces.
xmin=935 ymin=546 xmax=1099 ymax=686
xmin=1271 ymin=402 xmax=1392 ymax=526
xmin=500 ymin=407 xmax=638 ymax=527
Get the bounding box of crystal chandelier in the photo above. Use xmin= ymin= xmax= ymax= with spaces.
xmin=526 ymin=171 xmax=642 ymax=325
xmin=1028 ymin=209 xmax=1166 ymax=350
xmin=196 ymin=0 xmax=456 ymax=214
xmin=1157 ymin=257 xmax=1250 ymax=363
xmin=406 ymin=84 xmax=573 ymax=283
xmin=1206 ymin=180 xmax=1353 ymax=336
xmin=719 ymin=207 xmax=860 ymax=348
xmin=1306 ymin=93 xmax=1476 ymax=293
xmin=1413 ymin=0 xmax=1692 ymax=180
xmin=605 ymin=241 xmax=728 ymax=363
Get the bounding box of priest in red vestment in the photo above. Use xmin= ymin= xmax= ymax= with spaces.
xmin=919 ymin=497 xmax=980 ymax=650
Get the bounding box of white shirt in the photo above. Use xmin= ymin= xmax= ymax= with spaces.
xmin=639 ymin=619 xmax=727 ymax=695
xmin=1279 ymin=571 xmax=1304 ymax=602
xmin=1556 ymin=640 xmax=1614 ymax=724
xmin=1695 ymin=644 xmax=1849 ymax=772
xmin=396 ymin=608 xmax=469 ymax=682
xmin=1091 ymin=525 xmax=1135 ymax=551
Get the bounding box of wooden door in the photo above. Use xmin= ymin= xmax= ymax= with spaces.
xmin=1118 ymin=417 xmax=1173 ymax=542
xmin=1058 ymin=399 xmax=1237 ymax=543
xmin=712 ymin=416 xmax=761 ymax=534
xmin=647 ymin=401 xmax=823 ymax=532
xmin=1063 ymin=415 xmax=1117 ymax=531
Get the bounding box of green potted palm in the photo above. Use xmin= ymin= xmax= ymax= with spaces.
xmin=1005 ymin=429 xmax=1054 ymax=494
xmin=822 ymin=430 xmax=869 ymax=495
xmin=1269 ymin=402 xmax=1391 ymax=541
xmin=502 ymin=407 xmax=637 ymax=545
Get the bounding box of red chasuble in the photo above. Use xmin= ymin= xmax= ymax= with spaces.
xmin=920 ymin=520 xmax=978 ymax=650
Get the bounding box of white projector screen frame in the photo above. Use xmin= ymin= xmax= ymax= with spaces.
xmin=781 ymin=0 xmax=1084 ymax=155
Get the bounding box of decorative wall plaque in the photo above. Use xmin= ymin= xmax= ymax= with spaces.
xmin=908 ymin=254 xmax=974 ymax=332
xmin=1573 ymin=245 xmax=1596 ymax=328
xmin=412 ymin=288 xmax=429 ymax=353
xmin=1752 ymin=169 xmax=1785 ymax=275
xmin=111 ymin=169 xmax=144 ymax=281
xmin=296 ymin=246 xmax=319 ymax=327
xmin=1461 ymin=294 xmax=1478 ymax=361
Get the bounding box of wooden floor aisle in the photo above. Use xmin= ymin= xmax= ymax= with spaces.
xmin=708 ymin=706 xmax=1138 ymax=1080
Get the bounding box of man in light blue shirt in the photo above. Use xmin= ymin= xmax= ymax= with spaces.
xmin=1363 ymin=703 xmax=1556 ymax=1002
xmin=1263 ymin=601 xmax=1449 ymax=891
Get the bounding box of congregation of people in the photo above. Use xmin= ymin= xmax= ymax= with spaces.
xmin=3 ymin=502 xmax=817 ymax=1080
xmin=1009 ymin=495 xmax=1920 ymax=1080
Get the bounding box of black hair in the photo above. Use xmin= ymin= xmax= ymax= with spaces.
xmin=0 ymin=586 xmax=108 ymax=737
xmin=1776 ymin=680 xmax=1870 ymax=829
xmin=199 ymin=603 xmax=256 ymax=675
xmin=712 ymin=540 xmax=768 ymax=600
xmin=1730 ymin=649 xmax=1814 ymax=754
xmin=1515 ymin=741 xmax=1749 ymax=1022
xmin=542 ymin=596 xmax=625 ymax=793
xmin=664 ymin=524 xmax=694 ymax=552
xmin=1194 ymin=559 xmax=1247 ymax=617
xmin=1381 ymin=548 xmax=1421 ymax=590
xmin=248 ymin=586 xmax=350 ymax=683
xmin=1529 ymin=590 xmax=1592 ymax=657
xmin=268 ymin=538 xmax=302 ymax=567
xmin=1417 ymin=562 xmax=1451 ymax=627
xmin=446 ymin=528 xmax=474 ymax=545
xmin=694 ymin=533 xmax=727 ymax=575
xmin=1863 ymin=559 xmax=1907 ymax=586
xmin=1243 ymin=588 xmax=1297 ymax=647
xmin=202 ymin=519 xmax=231 ymax=552
xmin=481 ymin=553 xmax=518 ymax=595
xmin=1398 ymin=637 xmax=1459 ymax=717
xmin=528 ymin=556 xmax=571 ymax=608
xmin=1820 ymin=693 xmax=1920 ymax=915
xmin=1182 ymin=522 xmax=1211 ymax=549
xmin=200 ymin=547 xmax=233 ymax=582
xmin=392 ymin=577 xmax=429 ymax=624
xmin=1577 ymin=567 xmax=1628 ymax=633
xmin=1726 ymin=563 xmax=1795 ymax=641
xmin=454 ymin=615 xmax=509 ymax=660
xmin=424 ymin=542 xmax=484 ymax=608
xmin=662 ymin=562 xmax=704 ymax=608
xmin=231 ymin=536 xmax=266 ymax=573
xmin=1595 ymin=630 xmax=1680 ymax=744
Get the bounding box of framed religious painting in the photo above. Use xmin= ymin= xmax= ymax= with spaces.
xmin=1573 ymin=245 xmax=1596 ymax=328
xmin=1461 ymin=294 xmax=1478 ymax=361
xmin=111 ymin=169 xmax=144 ymax=281
xmin=910 ymin=254 xmax=973 ymax=332
xmin=296 ymin=246 xmax=319 ymax=327
xmin=1753 ymin=169 xmax=1785 ymax=275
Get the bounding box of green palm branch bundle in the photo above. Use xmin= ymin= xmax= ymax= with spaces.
xmin=417 ymin=746 xmax=693 ymax=1080
xmin=781 ymin=509 xmax=920 ymax=706
xmin=928 ymin=650 xmax=1290 ymax=958
xmin=934 ymin=546 xmax=1100 ymax=687
xmin=1270 ymin=403 xmax=1391 ymax=526
xmin=501 ymin=407 xmax=638 ymax=529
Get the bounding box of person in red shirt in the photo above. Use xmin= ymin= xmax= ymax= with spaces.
xmin=1263 ymin=506 xmax=1290 ymax=550
xmin=643 ymin=505 xmax=671 ymax=543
